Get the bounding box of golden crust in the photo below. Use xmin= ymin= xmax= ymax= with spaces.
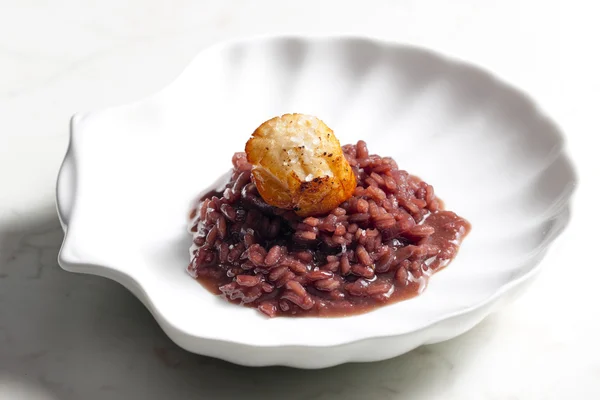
xmin=245 ymin=113 xmax=356 ymax=217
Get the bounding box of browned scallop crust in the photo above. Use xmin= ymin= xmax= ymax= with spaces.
xmin=245 ymin=114 xmax=356 ymax=216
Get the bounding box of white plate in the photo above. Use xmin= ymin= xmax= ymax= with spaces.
xmin=56 ymin=35 xmax=576 ymax=368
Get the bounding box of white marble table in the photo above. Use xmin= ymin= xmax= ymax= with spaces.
xmin=1 ymin=1 xmax=599 ymax=399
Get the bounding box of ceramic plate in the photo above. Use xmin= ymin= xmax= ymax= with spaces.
xmin=56 ymin=35 xmax=576 ymax=368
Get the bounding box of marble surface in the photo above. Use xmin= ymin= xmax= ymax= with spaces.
xmin=0 ymin=1 xmax=599 ymax=399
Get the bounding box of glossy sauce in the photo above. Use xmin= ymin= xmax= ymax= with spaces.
xmin=191 ymin=208 xmax=470 ymax=317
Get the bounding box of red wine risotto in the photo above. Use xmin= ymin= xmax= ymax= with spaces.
xmin=187 ymin=140 xmax=470 ymax=317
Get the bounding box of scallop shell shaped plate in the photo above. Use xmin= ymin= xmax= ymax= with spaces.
xmin=57 ymin=35 xmax=576 ymax=368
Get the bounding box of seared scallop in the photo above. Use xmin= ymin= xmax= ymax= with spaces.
xmin=245 ymin=113 xmax=356 ymax=216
